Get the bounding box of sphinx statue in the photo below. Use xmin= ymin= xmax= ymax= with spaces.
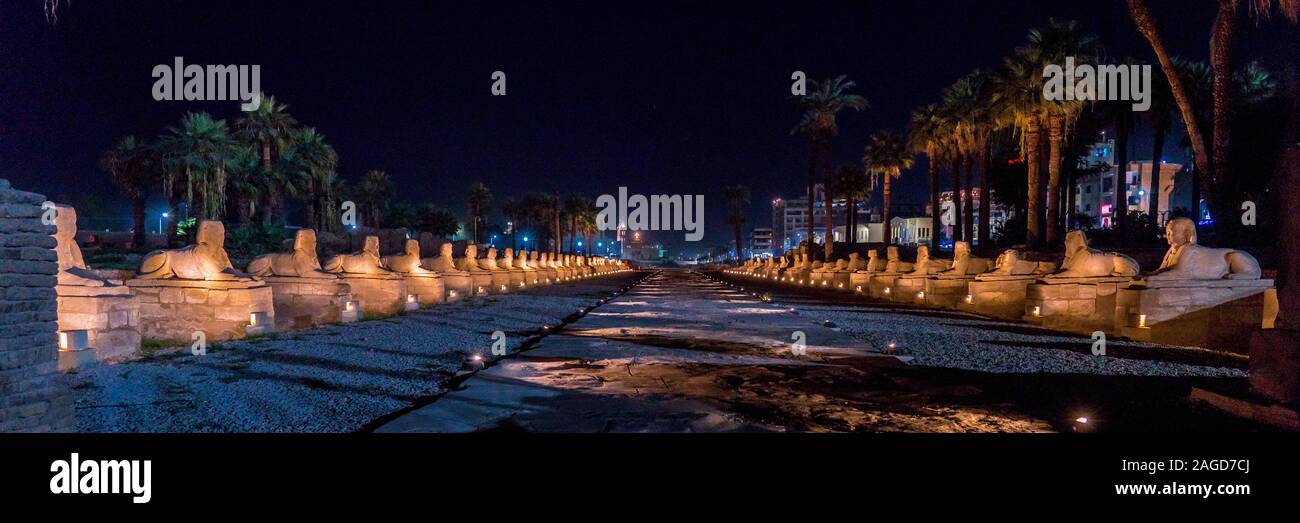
xmin=940 ymin=241 xmax=993 ymax=276
xmin=907 ymin=245 xmax=952 ymax=276
xmin=478 ymin=247 xmax=504 ymax=271
xmin=1045 ymin=230 xmax=1139 ymax=279
xmin=883 ymin=246 xmax=914 ymax=273
xmin=137 ymin=220 xmax=247 ymax=280
xmin=248 ymin=229 xmax=335 ymax=278
xmin=323 ymin=235 xmax=390 ymax=275
xmin=382 ymin=239 xmax=437 ymax=275
xmin=514 ymin=249 xmax=530 ymax=270
xmin=423 ymin=242 xmax=461 ymax=273
xmin=52 ymin=204 xmax=116 ymax=287
xmin=1147 ymin=217 xmax=1261 ymax=281
xmin=862 ymin=249 xmax=886 ymax=272
xmin=985 ymin=249 xmax=1056 ymax=276
xmin=844 ymin=253 xmax=865 ymax=272
xmin=457 ymin=244 xmax=487 ymax=273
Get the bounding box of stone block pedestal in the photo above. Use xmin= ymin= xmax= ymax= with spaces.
xmin=850 ymin=271 xmax=874 ymax=296
xmin=402 ymin=274 xmax=445 ymax=306
xmin=259 ymin=276 xmax=352 ymax=330
xmin=924 ymin=276 xmax=976 ymax=310
xmin=958 ymin=275 xmax=1037 ymax=320
xmin=1023 ymin=277 xmax=1129 ymax=334
xmin=439 ymin=272 xmax=472 ymax=301
xmin=336 ymin=273 xmax=406 ymax=317
xmin=489 ymin=271 xmax=511 ymax=293
xmin=1117 ymin=279 xmax=1274 ymax=352
xmin=868 ymin=273 xmax=904 ymax=300
xmin=125 ymin=278 xmax=275 ymax=342
xmin=507 ymin=269 xmax=526 ymax=289
xmin=56 ymin=285 xmax=140 ymax=363
xmin=892 ymin=275 xmax=928 ymax=304
xmin=468 ymin=272 xmax=493 ymax=295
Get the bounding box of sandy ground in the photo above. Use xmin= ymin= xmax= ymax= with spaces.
xmin=380 ymin=270 xmax=1260 ymax=433
xmin=71 ymin=273 xmax=644 ymax=432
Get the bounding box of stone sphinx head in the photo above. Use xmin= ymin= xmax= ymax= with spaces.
xmin=52 ymin=204 xmax=115 ymax=286
xmin=248 ymin=228 xmax=333 ymax=278
xmin=322 ymin=234 xmax=388 ymax=275
xmin=1166 ymin=217 xmax=1196 ymax=247
xmin=916 ymin=245 xmax=930 ymax=264
xmin=381 ymin=239 xmax=430 ymax=274
xmin=503 ymin=248 xmax=515 ymax=264
xmin=137 ymin=219 xmax=242 ymax=280
xmin=887 ymin=246 xmax=900 ymax=261
xmin=1064 ymin=230 xmax=1090 ymax=258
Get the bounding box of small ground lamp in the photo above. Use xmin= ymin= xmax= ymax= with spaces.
xmin=1032 ymin=305 xmax=1042 ymax=317
xmin=342 ymin=300 xmax=360 ymax=322
xmin=404 ymin=294 xmax=419 ymax=311
xmin=247 ymin=312 xmax=272 ymax=335
xmin=964 ymin=294 xmax=973 ymax=304
xmin=1137 ymin=314 xmax=1149 ymax=328
xmin=57 ymin=330 xmax=95 ymax=371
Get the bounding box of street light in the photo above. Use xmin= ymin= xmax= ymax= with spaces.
xmin=159 ymin=212 xmax=169 ymax=234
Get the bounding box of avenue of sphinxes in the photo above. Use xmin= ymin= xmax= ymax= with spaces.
xmin=323 ymin=235 xmax=407 ymax=316
xmin=248 ymin=229 xmax=355 ymax=329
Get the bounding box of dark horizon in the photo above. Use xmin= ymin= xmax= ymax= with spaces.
xmin=3 ymin=0 xmax=1297 ymax=256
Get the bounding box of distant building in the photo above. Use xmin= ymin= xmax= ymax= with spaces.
xmin=1073 ymin=138 xmax=1184 ymax=228
xmin=747 ymin=227 xmax=773 ymax=258
xmin=890 ymin=217 xmax=933 ymax=246
xmin=774 ymin=184 xmax=929 ymax=249
xmin=938 ymin=188 xmax=1008 ymax=244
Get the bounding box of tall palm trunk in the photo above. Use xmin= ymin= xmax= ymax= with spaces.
xmin=978 ymin=139 xmax=991 ymax=246
xmin=846 ymin=195 xmax=856 ymax=247
xmin=928 ymin=144 xmax=941 ymax=250
xmin=1209 ymin=0 xmax=1239 ymax=241
xmin=1115 ymin=121 xmax=1131 ymax=243
xmin=950 ymin=154 xmax=963 ymax=243
xmin=1127 ymin=0 xmax=1215 ymax=229
xmin=1149 ymin=123 xmax=1168 ymax=228
xmin=1025 ymin=117 xmax=1044 ymax=248
xmin=961 ymin=152 xmax=974 ymax=244
xmin=1046 ymin=114 xmax=1066 ymax=245
xmin=806 ymin=136 xmax=816 ymax=250
xmin=882 ymin=171 xmax=894 ymax=245
xmin=818 ymin=132 xmax=835 ymax=258
xmin=129 ymin=194 xmax=146 ymax=249
xmin=733 ymin=223 xmax=744 ymax=261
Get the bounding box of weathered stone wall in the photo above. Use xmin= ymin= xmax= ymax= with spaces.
xmin=0 ymin=179 xmax=73 ymax=432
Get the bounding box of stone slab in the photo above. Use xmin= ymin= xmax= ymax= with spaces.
xmin=259 ymin=276 xmax=353 ymax=330
xmin=56 ymin=286 xmax=140 ymax=362
xmin=893 ymin=275 xmax=928 ymax=304
xmin=958 ymin=276 xmax=1037 ymax=320
xmin=924 ymin=275 xmax=976 ymax=309
xmin=125 ymin=279 xmax=274 ymax=342
xmin=402 ymin=273 xmax=446 ymax=306
xmin=1023 ymin=280 xmax=1122 ymax=334
xmin=336 ymin=274 xmax=406 ymax=317
xmin=1116 ymin=280 xmax=1274 ymax=352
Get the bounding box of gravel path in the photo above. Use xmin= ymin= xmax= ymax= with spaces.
xmin=71 ymin=273 xmax=643 ymax=432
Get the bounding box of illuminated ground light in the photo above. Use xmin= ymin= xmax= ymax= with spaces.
xmin=1032 ymin=305 xmax=1042 ymax=317
xmin=477 ymin=286 xmax=486 ymax=295
xmin=964 ymin=294 xmax=973 ymax=304
xmin=1138 ymin=314 xmax=1148 ymax=328
xmin=916 ymin=291 xmax=925 ymax=300
xmin=58 ymin=330 xmax=89 ymax=351
xmin=883 ymin=287 xmax=891 ymax=295
xmin=446 ymin=290 xmax=457 ymax=300
xmin=855 ymin=285 xmax=863 ymax=292
xmin=885 ymin=341 xmax=897 ymax=353
xmin=1072 ymin=414 xmax=1095 ymax=432
xmin=500 ymin=284 xmax=508 ymax=292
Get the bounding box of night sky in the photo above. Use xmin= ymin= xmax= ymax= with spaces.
xmin=2 ymin=1 xmax=1295 ymax=255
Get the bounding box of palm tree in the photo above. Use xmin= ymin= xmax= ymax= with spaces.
xmin=156 ymin=112 xmax=232 ymax=220
xmin=99 ymin=135 xmax=156 ymax=248
xmin=1027 ymin=19 xmax=1098 ymax=245
xmin=908 ymin=105 xmax=946 ymax=250
xmin=224 ymin=145 xmax=263 ymax=225
xmin=418 ymin=204 xmax=461 ymax=238
xmin=863 ymin=131 xmax=914 ymax=246
xmin=501 ymin=197 xmax=523 ymax=249
xmin=1126 ymin=0 xmax=1297 ymax=242
xmin=236 ymin=95 xmax=298 ymax=222
xmin=944 ymin=70 xmax=999 ymax=245
xmin=563 ymin=196 xmax=595 ymax=252
xmin=466 ymin=182 xmax=492 ymax=245
xmin=792 ymin=76 xmax=869 ymax=257
xmin=1146 ymin=69 xmax=1175 ymax=229
xmin=992 ymin=47 xmax=1048 ymax=248
xmin=357 ymin=170 xmax=392 ymax=227
xmin=832 ymin=165 xmax=872 ymax=247
xmin=288 ymin=128 xmax=338 ymax=230
xmin=723 ymin=185 xmax=751 ymax=260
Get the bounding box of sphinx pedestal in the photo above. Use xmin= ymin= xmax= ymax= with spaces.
xmin=468 ymin=272 xmax=494 ymax=295
xmin=402 ymin=273 xmax=446 ymax=306
xmin=56 ymin=285 xmax=140 ymax=365
xmin=439 ymin=272 xmax=472 ymax=301
xmin=867 ymin=273 xmax=904 ymax=300
xmin=522 ymin=270 xmax=540 ymax=286
xmin=957 ymin=275 xmax=1037 ymax=320
xmin=892 ymin=275 xmax=929 ymax=304
xmin=259 ymin=276 xmax=353 ymax=329
xmin=1023 ymin=277 xmax=1130 ymax=334
xmin=924 ymin=275 xmax=977 ymax=309
xmin=506 ymin=269 xmax=526 ymax=290
xmin=335 ymin=273 xmax=407 ymax=317
xmin=125 ymin=279 xmax=274 ymax=342
xmin=1117 ymin=279 xmax=1275 ymax=352
xmin=489 ymin=271 xmax=511 ymax=293
xmin=850 ymin=272 xmax=874 ymax=296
